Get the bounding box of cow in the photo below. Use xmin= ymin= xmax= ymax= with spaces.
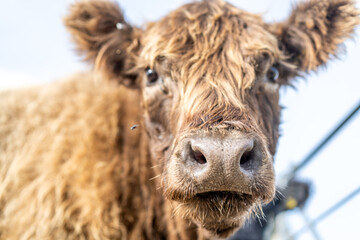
xmin=0 ymin=0 xmax=358 ymax=239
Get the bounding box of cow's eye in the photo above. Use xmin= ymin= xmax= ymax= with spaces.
xmin=145 ymin=68 xmax=159 ymax=85
xmin=266 ymin=66 xmax=279 ymax=83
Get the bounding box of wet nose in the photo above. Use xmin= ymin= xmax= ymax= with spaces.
xmin=181 ymin=135 xmax=263 ymax=192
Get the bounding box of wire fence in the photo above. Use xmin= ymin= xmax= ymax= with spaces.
xmin=279 ymin=99 xmax=360 ymax=240
xmin=287 ymin=186 xmax=360 ymax=239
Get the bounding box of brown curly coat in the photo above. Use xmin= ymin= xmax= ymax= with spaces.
xmin=0 ymin=0 xmax=358 ymax=239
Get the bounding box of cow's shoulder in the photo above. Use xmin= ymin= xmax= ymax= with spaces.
xmin=0 ymin=72 xmax=143 ymax=239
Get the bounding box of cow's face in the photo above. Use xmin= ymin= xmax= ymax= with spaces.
xmin=65 ymin=0 xmax=359 ymax=238
xmin=139 ymin=2 xmax=281 ymax=236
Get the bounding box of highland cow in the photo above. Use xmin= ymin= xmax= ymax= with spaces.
xmin=0 ymin=0 xmax=358 ymax=239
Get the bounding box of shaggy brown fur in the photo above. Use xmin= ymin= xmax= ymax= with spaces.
xmin=0 ymin=0 xmax=358 ymax=239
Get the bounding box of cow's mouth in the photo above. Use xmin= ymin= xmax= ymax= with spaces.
xmin=189 ymin=191 xmax=254 ymax=220
xmin=171 ymin=190 xmax=256 ymax=238
xmin=193 ymin=191 xmax=252 ymax=202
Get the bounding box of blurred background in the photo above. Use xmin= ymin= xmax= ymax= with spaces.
xmin=0 ymin=0 xmax=359 ymax=239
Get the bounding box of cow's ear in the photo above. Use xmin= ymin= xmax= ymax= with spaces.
xmin=64 ymin=0 xmax=141 ymax=88
xmin=272 ymin=0 xmax=359 ymax=73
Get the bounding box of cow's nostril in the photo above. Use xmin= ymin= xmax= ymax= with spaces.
xmin=189 ymin=146 xmax=207 ymax=165
xmin=239 ymin=148 xmax=255 ymax=171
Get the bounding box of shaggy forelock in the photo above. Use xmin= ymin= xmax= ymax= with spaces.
xmin=139 ymin=0 xmax=286 ymax=128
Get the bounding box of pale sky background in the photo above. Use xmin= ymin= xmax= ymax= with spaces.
xmin=0 ymin=0 xmax=359 ymax=239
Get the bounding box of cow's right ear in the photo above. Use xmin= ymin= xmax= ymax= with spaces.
xmin=64 ymin=0 xmax=141 ymax=88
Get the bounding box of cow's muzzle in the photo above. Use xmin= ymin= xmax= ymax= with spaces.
xmin=163 ymin=130 xmax=275 ymax=237
xmin=165 ymin=131 xmax=274 ymax=200
xmin=183 ymin=135 xmax=260 ymax=193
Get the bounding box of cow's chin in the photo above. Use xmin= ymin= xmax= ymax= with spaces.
xmin=170 ymin=191 xmax=257 ymax=239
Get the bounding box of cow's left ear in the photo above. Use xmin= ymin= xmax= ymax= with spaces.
xmin=64 ymin=0 xmax=141 ymax=88
xmin=272 ymin=0 xmax=359 ymax=73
